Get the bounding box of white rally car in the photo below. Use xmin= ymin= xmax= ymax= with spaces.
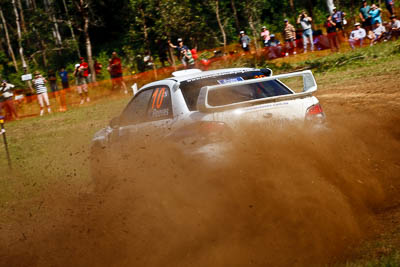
xmin=91 ymin=68 xmax=324 ymax=167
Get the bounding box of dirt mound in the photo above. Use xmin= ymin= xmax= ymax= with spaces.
xmin=1 ymin=107 xmax=399 ymax=267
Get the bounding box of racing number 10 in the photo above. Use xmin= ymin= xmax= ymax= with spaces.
xmin=151 ymin=87 xmax=166 ymax=109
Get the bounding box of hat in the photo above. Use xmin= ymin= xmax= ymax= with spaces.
xmin=362 ymin=0 xmax=366 ymax=2
xmin=2 ymin=80 xmax=7 ymax=83
xmin=239 ymin=30 xmax=244 ymax=34
xmin=284 ymin=19 xmax=288 ymax=22
xmin=79 ymin=57 xmax=84 ymax=60
xmin=333 ymin=6 xmax=337 ymax=10
xmin=375 ymin=20 xmax=380 ymax=24
xmin=390 ymin=15 xmax=397 ymax=19
xmin=177 ymin=38 xmax=183 ymax=42
xmin=34 ymin=71 xmax=40 ymax=75
xmin=354 ymin=22 xmax=361 ymax=26
xmin=262 ymin=26 xmax=266 ymax=29
xmin=75 ymin=63 xmax=81 ymax=68
xmin=270 ymin=34 xmax=275 ymax=37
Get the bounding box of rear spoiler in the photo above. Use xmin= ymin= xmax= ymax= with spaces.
xmin=197 ymin=70 xmax=317 ymax=113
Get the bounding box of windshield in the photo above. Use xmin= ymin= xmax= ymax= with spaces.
xmin=179 ymin=71 xmax=292 ymax=111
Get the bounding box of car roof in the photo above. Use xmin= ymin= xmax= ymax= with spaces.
xmin=139 ymin=67 xmax=271 ymax=91
xmin=167 ymin=68 xmax=255 ymax=82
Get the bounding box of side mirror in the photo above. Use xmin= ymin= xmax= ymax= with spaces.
xmin=110 ymin=116 xmax=120 ymax=128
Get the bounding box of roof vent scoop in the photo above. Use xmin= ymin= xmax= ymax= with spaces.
xmin=172 ymin=69 xmax=202 ymax=77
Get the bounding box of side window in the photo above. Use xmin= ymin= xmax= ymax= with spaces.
xmin=146 ymin=87 xmax=172 ymax=121
xmin=119 ymin=86 xmax=172 ymax=126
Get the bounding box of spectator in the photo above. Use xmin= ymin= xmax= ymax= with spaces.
xmin=369 ymin=4 xmax=382 ymax=26
xmin=58 ymin=67 xmax=68 ymax=112
xmin=48 ymin=69 xmax=63 ymax=112
xmin=349 ymin=23 xmax=366 ymax=49
xmin=168 ymin=38 xmax=194 ymax=66
xmin=332 ymin=7 xmax=347 ymax=38
xmin=283 ymin=19 xmax=297 ymax=56
xmin=265 ymin=34 xmax=282 ymax=58
xmin=74 ymin=63 xmax=90 ymax=104
xmin=369 ymin=21 xmax=387 ymax=44
xmin=297 ymin=11 xmax=314 ymax=53
xmin=94 ymin=59 xmax=102 ymax=75
xmin=79 ymin=57 xmax=90 ymax=83
xmin=239 ymin=31 xmax=251 ymax=52
xmin=48 ymin=69 xmax=58 ymax=94
xmin=59 ymin=67 xmax=69 ymax=90
xmin=385 ymin=0 xmax=395 ymax=16
xmin=390 ymin=15 xmax=400 ymax=39
xmin=325 ymin=15 xmax=339 ymax=52
xmin=108 ymin=51 xmax=128 ymax=94
xmin=181 ymin=48 xmax=195 ymax=68
xmin=32 ymin=71 xmax=51 ymax=116
xmin=260 ymin=26 xmax=270 ymax=47
xmin=143 ymin=51 xmax=154 ymax=70
xmin=0 ymin=80 xmax=19 ymax=120
xmin=359 ymin=0 xmax=372 ymax=30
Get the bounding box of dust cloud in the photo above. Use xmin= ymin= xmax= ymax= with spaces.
xmin=1 ymin=109 xmax=399 ymax=267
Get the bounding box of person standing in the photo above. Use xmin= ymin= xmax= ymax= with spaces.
xmin=108 ymin=51 xmax=128 ymax=94
xmin=369 ymin=4 xmax=383 ymax=26
xmin=48 ymin=69 xmax=64 ymax=112
xmin=348 ymin=23 xmax=366 ymax=49
xmin=359 ymin=0 xmax=372 ymax=31
xmin=297 ymin=11 xmax=314 ymax=53
xmin=58 ymin=67 xmax=69 ymax=112
xmin=0 ymin=80 xmax=19 ymax=120
xmin=325 ymin=15 xmax=339 ymax=52
xmin=260 ymin=26 xmax=270 ymax=47
xmin=283 ymin=19 xmax=297 ymax=56
xmin=168 ymin=38 xmax=193 ymax=66
xmin=332 ymin=7 xmax=347 ymax=38
xmin=239 ymin=31 xmax=251 ymax=52
xmin=32 ymin=71 xmax=51 ymax=116
xmin=79 ymin=57 xmax=90 ymax=84
xmin=385 ymin=0 xmax=395 ymax=16
xmin=74 ymin=64 xmax=90 ymax=104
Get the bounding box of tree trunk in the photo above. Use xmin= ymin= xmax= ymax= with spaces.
xmin=139 ymin=7 xmax=157 ymax=78
xmin=83 ymin=15 xmax=95 ymax=82
xmin=289 ymin=0 xmax=296 ymax=21
xmin=230 ymin=0 xmax=240 ymax=32
xmin=12 ymin=0 xmax=28 ymax=70
xmin=76 ymin=0 xmax=96 ymax=82
xmin=248 ymin=14 xmax=260 ymax=51
xmin=0 ymin=7 xmax=18 ymax=71
xmin=215 ymin=0 xmax=227 ymax=51
xmin=62 ymin=0 xmax=81 ymax=57
xmin=16 ymin=0 xmax=27 ymax=34
xmin=44 ymin=0 xmax=62 ymax=46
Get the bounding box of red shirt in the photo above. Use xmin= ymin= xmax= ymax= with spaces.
xmin=80 ymin=61 xmax=89 ymax=77
xmin=109 ymin=57 xmax=122 ymax=75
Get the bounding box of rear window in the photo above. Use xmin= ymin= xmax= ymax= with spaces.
xmin=179 ymin=71 xmax=292 ymax=111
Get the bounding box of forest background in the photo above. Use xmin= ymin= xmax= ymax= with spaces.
xmin=0 ymin=0 xmax=396 ymax=89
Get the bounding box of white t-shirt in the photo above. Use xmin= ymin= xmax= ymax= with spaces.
xmin=373 ymin=25 xmax=386 ymax=36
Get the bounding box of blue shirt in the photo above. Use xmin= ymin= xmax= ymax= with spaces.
xmin=59 ymin=71 xmax=68 ymax=83
xmin=369 ymin=9 xmax=382 ymax=25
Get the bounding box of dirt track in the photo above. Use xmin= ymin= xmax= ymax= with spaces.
xmin=0 ymin=69 xmax=399 ymax=266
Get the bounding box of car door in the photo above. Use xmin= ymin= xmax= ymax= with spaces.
xmin=116 ymin=84 xmax=175 ymax=143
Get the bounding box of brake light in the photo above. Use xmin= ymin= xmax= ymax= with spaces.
xmin=306 ymin=103 xmax=325 ymax=121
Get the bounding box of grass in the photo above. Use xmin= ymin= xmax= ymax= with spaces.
xmin=0 ymin=40 xmax=400 ymax=266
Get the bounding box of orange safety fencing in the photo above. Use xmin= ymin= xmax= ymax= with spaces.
xmin=0 ymin=27 xmax=395 ymax=121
